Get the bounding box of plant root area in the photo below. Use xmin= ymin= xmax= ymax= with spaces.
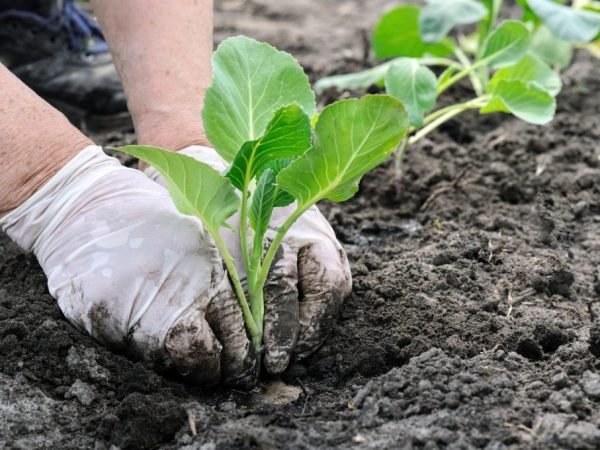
xmin=2 ymin=1 xmax=600 ymax=449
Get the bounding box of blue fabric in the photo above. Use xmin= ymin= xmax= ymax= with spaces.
xmin=0 ymin=0 xmax=108 ymax=53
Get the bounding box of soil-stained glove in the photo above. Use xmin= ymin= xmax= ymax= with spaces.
xmin=145 ymin=146 xmax=352 ymax=374
xmin=0 ymin=146 xmax=256 ymax=386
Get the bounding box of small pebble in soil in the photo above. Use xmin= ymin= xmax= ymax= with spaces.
xmin=551 ymin=371 xmax=570 ymax=389
xmin=581 ymin=371 xmax=600 ymax=400
xmin=261 ymin=380 xmax=303 ymax=405
xmin=66 ymin=379 xmax=96 ymax=406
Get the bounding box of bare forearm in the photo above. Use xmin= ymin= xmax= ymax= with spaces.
xmin=0 ymin=65 xmax=91 ymax=215
xmin=92 ymin=0 xmax=214 ymax=151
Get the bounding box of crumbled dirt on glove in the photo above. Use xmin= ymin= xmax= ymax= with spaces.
xmin=2 ymin=0 xmax=600 ymax=449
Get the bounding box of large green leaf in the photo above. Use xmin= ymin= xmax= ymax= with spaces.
xmin=530 ymin=25 xmax=574 ymax=69
xmin=202 ymin=36 xmax=316 ymax=162
xmin=482 ymin=79 xmax=556 ymax=124
xmin=263 ymin=158 xmax=297 ymax=207
xmin=277 ymin=95 xmax=408 ymax=207
xmin=419 ymin=0 xmax=488 ymax=43
xmin=385 ymin=59 xmax=437 ymax=127
xmin=488 ymin=53 xmax=561 ymax=96
xmin=314 ymin=61 xmax=393 ymax=94
xmin=481 ymin=20 xmax=530 ymax=68
xmin=117 ymin=146 xmax=239 ymax=232
xmin=373 ymin=5 xmax=454 ymax=59
xmin=249 ymin=169 xmax=276 ymax=238
xmin=227 ymin=104 xmax=311 ymax=191
xmin=528 ymin=0 xmax=600 ymax=42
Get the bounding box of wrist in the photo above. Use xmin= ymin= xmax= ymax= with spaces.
xmin=0 ymin=136 xmax=92 ymax=216
xmin=0 ymin=145 xmax=121 ymax=252
xmin=0 ymin=138 xmax=92 ymax=217
xmin=134 ymin=106 xmax=210 ymax=150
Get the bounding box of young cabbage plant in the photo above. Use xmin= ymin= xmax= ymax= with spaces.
xmin=114 ymin=36 xmax=409 ymax=352
xmin=315 ymin=0 xmax=563 ymax=191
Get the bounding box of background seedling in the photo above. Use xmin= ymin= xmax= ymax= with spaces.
xmin=114 ymin=36 xmax=409 ymax=352
xmin=315 ymin=0 xmax=593 ymax=192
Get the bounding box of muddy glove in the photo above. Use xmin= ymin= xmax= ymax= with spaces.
xmin=145 ymin=145 xmax=352 ymax=374
xmin=0 ymin=146 xmax=256 ymax=386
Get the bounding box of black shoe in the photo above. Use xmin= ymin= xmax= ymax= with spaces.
xmin=0 ymin=0 xmax=131 ymax=132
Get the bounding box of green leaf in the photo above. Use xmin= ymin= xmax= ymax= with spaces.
xmin=419 ymin=0 xmax=488 ymax=43
xmin=482 ymin=79 xmax=556 ymax=124
xmin=117 ymin=145 xmax=239 ymax=232
xmin=314 ymin=61 xmax=392 ymax=94
xmin=578 ymin=0 xmax=600 ymax=14
xmin=530 ymin=25 xmax=574 ymax=68
xmin=273 ymin=190 xmax=295 ymax=207
xmin=202 ymin=36 xmax=316 ymax=162
xmin=373 ymin=5 xmax=455 ymax=59
xmin=481 ymin=20 xmax=530 ymax=68
xmin=580 ymin=1 xmax=600 ymax=15
xmin=249 ymin=169 xmax=276 ymax=237
xmin=528 ymin=0 xmax=600 ymax=42
xmin=385 ymin=59 xmax=437 ymax=127
xmin=515 ymin=0 xmax=544 ymax=23
xmin=488 ymin=53 xmax=561 ymax=96
xmin=265 ymin=158 xmax=299 ymax=207
xmin=227 ymin=104 xmax=311 ymax=190
xmin=277 ymin=95 xmax=408 ymax=207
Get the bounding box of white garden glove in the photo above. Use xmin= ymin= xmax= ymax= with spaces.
xmin=0 ymin=146 xmax=256 ymax=386
xmin=145 ymin=145 xmax=352 ymax=375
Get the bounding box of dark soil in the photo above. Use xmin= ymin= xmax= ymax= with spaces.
xmin=2 ymin=0 xmax=600 ymax=449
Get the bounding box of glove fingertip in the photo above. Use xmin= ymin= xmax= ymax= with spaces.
xmin=206 ymin=285 xmax=259 ymax=389
xmin=165 ymin=316 xmax=222 ymax=385
xmin=264 ymin=347 xmax=293 ymax=375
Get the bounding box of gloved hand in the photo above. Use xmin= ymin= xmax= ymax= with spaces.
xmin=145 ymin=145 xmax=353 ymax=374
xmin=0 ymin=146 xmax=256 ymax=386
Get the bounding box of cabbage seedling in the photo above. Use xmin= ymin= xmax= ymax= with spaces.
xmin=114 ymin=36 xmax=408 ymax=352
xmin=315 ymin=0 xmax=565 ymax=191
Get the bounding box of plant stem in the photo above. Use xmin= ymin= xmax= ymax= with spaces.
xmin=453 ymin=46 xmax=484 ymax=96
xmin=255 ymin=205 xmax=306 ymax=293
xmin=421 ymin=103 xmax=462 ymax=127
xmin=234 ymin=205 xmax=306 ymax=352
xmin=393 ymin=136 xmax=409 ymax=198
xmin=248 ymin=288 xmax=264 ymax=352
xmin=419 ymin=56 xmax=463 ymax=69
xmin=437 ymin=57 xmax=493 ymax=95
xmin=474 ymin=0 xmax=503 ymax=90
xmin=210 ymin=229 xmax=260 ymax=341
xmin=478 ymin=0 xmax=503 ymax=51
xmin=409 ymin=96 xmax=490 ymax=145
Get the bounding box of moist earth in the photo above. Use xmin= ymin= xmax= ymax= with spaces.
xmin=2 ymin=0 xmax=600 ymax=449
